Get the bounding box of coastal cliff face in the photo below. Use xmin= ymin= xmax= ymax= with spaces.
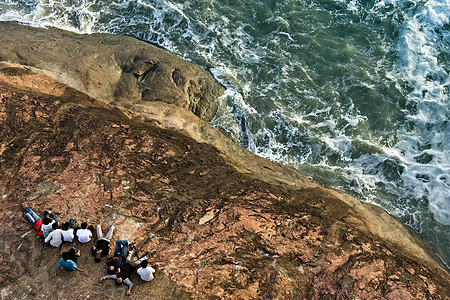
xmin=0 ymin=23 xmax=449 ymax=299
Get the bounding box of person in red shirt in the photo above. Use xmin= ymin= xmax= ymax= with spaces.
xmin=23 ymin=203 xmax=43 ymax=236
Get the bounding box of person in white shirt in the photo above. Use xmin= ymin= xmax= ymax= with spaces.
xmin=61 ymin=222 xmax=74 ymax=242
xmin=137 ymin=260 xmax=155 ymax=282
xmin=76 ymin=222 xmax=93 ymax=243
xmin=44 ymin=223 xmax=63 ymax=247
xmin=40 ymin=210 xmax=58 ymax=238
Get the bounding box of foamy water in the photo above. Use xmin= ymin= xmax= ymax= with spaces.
xmin=1 ymin=0 xmax=448 ymax=265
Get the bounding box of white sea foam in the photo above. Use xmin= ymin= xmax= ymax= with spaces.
xmin=393 ymin=0 xmax=450 ymax=225
xmin=0 ymin=0 xmax=101 ymax=33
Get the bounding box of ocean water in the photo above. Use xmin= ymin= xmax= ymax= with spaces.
xmin=0 ymin=0 xmax=448 ymax=266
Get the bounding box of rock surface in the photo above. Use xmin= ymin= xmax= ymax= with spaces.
xmin=0 ymin=24 xmax=450 ymax=299
xmin=0 ymin=22 xmax=225 ymax=123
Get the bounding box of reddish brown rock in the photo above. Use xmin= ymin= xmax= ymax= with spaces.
xmin=0 ymin=64 xmax=449 ymax=299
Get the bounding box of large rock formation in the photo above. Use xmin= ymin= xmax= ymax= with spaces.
xmin=0 ymin=23 xmax=449 ymax=299
xmin=0 ymin=22 xmax=224 ymax=123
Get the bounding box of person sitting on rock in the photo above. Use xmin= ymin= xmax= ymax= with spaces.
xmin=52 ymin=251 xmax=88 ymax=278
xmin=99 ymin=245 xmax=151 ymax=296
xmin=61 ymin=220 xmax=75 ymax=242
xmin=40 ymin=211 xmax=58 ymax=239
xmin=106 ymin=239 xmax=133 ymax=275
xmin=23 ymin=203 xmax=43 ymax=236
xmin=44 ymin=222 xmax=63 ymax=247
xmin=92 ymin=223 xmax=114 ymax=262
xmin=137 ymin=259 xmax=155 ymax=282
xmin=65 ymin=247 xmax=81 ymax=263
xmin=75 ymin=222 xmax=94 ymax=244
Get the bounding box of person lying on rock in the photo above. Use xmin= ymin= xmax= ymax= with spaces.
xmin=99 ymin=245 xmax=152 ymax=296
xmin=92 ymin=223 xmax=115 ymax=262
xmin=75 ymin=222 xmax=94 ymax=243
xmin=23 ymin=203 xmax=43 ymax=236
xmin=137 ymin=259 xmax=156 ymax=282
xmin=52 ymin=251 xmax=88 ymax=278
xmin=106 ymin=239 xmax=135 ymax=275
xmin=40 ymin=211 xmax=58 ymax=239
xmin=61 ymin=220 xmax=75 ymax=242
xmin=44 ymin=222 xmax=63 ymax=247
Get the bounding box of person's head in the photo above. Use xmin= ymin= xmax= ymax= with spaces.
xmin=52 ymin=222 xmax=58 ymax=230
xmin=42 ymin=217 xmax=52 ymax=225
xmin=69 ymin=247 xmax=80 ymax=257
xmin=94 ymin=256 xmax=101 ymax=263
xmin=62 ymin=222 xmax=69 ymax=231
xmin=115 ymin=277 xmax=123 ymax=285
xmin=62 ymin=252 xmax=70 ymax=261
xmin=140 ymin=260 xmax=148 ymax=268
xmin=107 ymin=267 xmax=115 ymax=275
xmin=81 ymin=222 xmax=88 ymax=229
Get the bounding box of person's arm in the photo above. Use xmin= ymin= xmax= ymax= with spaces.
xmin=123 ymin=278 xmax=133 ymax=296
xmin=44 ymin=232 xmax=52 ymax=243
xmin=52 ymin=266 xmax=62 ymax=278
xmin=99 ymin=274 xmax=117 ymax=282
xmin=75 ymin=267 xmax=89 ymax=276
xmin=126 ymin=285 xmax=132 ymax=296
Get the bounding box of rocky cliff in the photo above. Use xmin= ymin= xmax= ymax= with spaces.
xmin=0 ymin=22 xmax=449 ymax=299
xmin=0 ymin=22 xmax=224 ymax=123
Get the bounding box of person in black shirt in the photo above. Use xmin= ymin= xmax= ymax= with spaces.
xmin=106 ymin=239 xmax=134 ymax=274
xmin=92 ymin=223 xmax=114 ymax=262
xmin=65 ymin=247 xmax=81 ymax=263
xmin=99 ymin=245 xmax=152 ymax=296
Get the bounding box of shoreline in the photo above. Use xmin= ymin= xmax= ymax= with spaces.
xmin=0 ymin=22 xmax=449 ymax=298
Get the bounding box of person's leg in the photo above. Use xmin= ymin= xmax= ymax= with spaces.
xmin=125 ymin=246 xmax=136 ymax=263
xmin=96 ymin=225 xmax=103 ymax=240
xmin=119 ymin=240 xmax=129 ymax=257
xmin=44 ymin=212 xmax=58 ymax=226
xmin=24 ymin=213 xmax=36 ymax=225
xmin=130 ymin=252 xmax=151 ymax=267
xmin=104 ymin=225 xmax=114 ymax=241
xmin=48 ymin=213 xmax=58 ymax=226
xmin=24 ymin=207 xmax=41 ymax=223
xmin=115 ymin=239 xmax=129 ymax=256
xmin=114 ymin=240 xmax=121 ymax=254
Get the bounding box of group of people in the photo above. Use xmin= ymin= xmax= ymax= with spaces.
xmin=23 ymin=203 xmax=156 ymax=296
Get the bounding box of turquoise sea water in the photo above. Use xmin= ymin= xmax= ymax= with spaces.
xmin=0 ymin=0 xmax=449 ymax=266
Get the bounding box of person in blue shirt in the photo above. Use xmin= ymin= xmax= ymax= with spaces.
xmin=52 ymin=252 xmax=88 ymax=278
